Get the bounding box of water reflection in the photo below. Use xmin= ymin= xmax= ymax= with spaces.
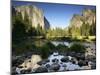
xmin=51 ymin=41 xmax=69 ymax=46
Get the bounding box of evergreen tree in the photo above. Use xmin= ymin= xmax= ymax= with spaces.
xmin=12 ymin=12 xmax=27 ymax=42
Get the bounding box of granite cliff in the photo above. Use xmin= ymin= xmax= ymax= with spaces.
xmin=68 ymin=9 xmax=96 ymax=36
xmin=70 ymin=9 xmax=96 ymax=28
xmin=12 ymin=5 xmax=50 ymax=30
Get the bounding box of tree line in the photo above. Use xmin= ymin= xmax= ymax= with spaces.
xmin=12 ymin=9 xmax=96 ymax=43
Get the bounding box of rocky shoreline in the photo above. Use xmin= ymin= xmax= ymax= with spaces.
xmin=12 ymin=45 xmax=96 ymax=74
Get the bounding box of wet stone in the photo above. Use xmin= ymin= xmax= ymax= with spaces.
xmin=35 ymin=67 xmax=48 ymax=73
xmin=61 ymin=57 xmax=69 ymax=62
xmin=51 ymin=63 xmax=60 ymax=71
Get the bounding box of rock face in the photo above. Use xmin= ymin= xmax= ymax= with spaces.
xmin=70 ymin=14 xmax=83 ymax=28
xmin=68 ymin=9 xmax=96 ymax=36
xmin=44 ymin=17 xmax=50 ymax=30
xmin=83 ymin=9 xmax=96 ymax=25
xmin=70 ymin=9 xmax=96 ymax=28
xmin=12 ymin=5 xmax=50 ymax=29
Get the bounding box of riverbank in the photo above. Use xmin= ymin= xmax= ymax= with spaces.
xmin=12 ymin=40 xmax=96 ymax=74
xmin=12 ymin=51 xmax=96 ymax=74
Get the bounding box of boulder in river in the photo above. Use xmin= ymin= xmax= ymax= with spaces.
xmin=51 ymin=63 xmax=60 ymax=71
xmin=61 ymin=57 xmax=69 ymax=62
xmin=35 ymin=66 xmax=48 ymax=73
xmin=52 ymin=58 xmax=59 ymax=63
xmin=37 ymin=59 xmax=50 ymax=65
xmin=31 ymin=55 xmax=42 ymax=65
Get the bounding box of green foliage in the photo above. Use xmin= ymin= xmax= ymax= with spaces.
xmin=81 ymin=22 xmax=90 ymax=36
xmin=69 ymin=21 xmax=96 ymax=37
xmin=46 ymin=28 xmax=66 ymax=38
xmin=38 ymin=41 xmax=69 ymax=57
xmin=46 ymin=42 xmax=56 ymax=49
xmin=56 ymin=44 xmax=69 ymax=53
xmin=71 ymin=26 xmax=81 ymax=36
xmin=67 ymin=27 xmax=72 ymax=36
xmin=27 ymin=26 xmax=37 ymax=36
xmin=69 ymin=43 xmax=85 ymax=53
xmin=40 ymin=45 xmax=50 ymax=59
xmin=12 ymin=42 xmax=36 ymax=55
xmin=12 ymin=12 xmax=27 ymax=43
xmin=40 ymin=41 xmax=55 ymax=58
xmin=89 ymin=21 xmax=96 ymax=35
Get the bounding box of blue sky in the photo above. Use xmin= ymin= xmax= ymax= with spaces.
xmin=12 ymin=1 xmax=96 ymax=29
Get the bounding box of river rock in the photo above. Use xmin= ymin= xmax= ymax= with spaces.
xmin=45 ymin=64 xmax=51 ymax=69
xmin=78 ymin=60 xmax=88 ymax=67
xmin=37 ymin=59 xmax=50 ymax=65
xmin=31 ymin=55 xmax=42 ymax=65
xmin=75 ymin=53 xmax=85 ymax=60
xmin=51 ymin=63 xmax=60 ymax=71
xmin=61 ymin=57 xmax=69 ymax=62
xmin=21 ymin=68 xmax=32 ymax=74
xmin=35 ymin=67 xmax=48 ymax=73
xmin=52 ymin=58 xmax=59 ymax=63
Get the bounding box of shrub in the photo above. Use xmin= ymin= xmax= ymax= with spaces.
xmin=12 ymin=42 xmax=37 ymax=55
xmin=56 ymin=44 xmax=69 ymax=53
xmin=61 ymin=37 xmax=72 ymax=42
xmin=40 ymin=45 xmax=50 ymax=59
xmin=46 ymin=41 xmax=56 ymax=49
xmin=69 ymin=43 xmax=85 ymax=53
xmin=40 ymin=42 xmax=56 ymax=59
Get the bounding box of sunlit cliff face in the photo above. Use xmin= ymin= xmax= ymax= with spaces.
xmin=13 ymin=5 xmax=50 ymax=30
xmin=70 ymin=9 xmax=96 ymax=28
